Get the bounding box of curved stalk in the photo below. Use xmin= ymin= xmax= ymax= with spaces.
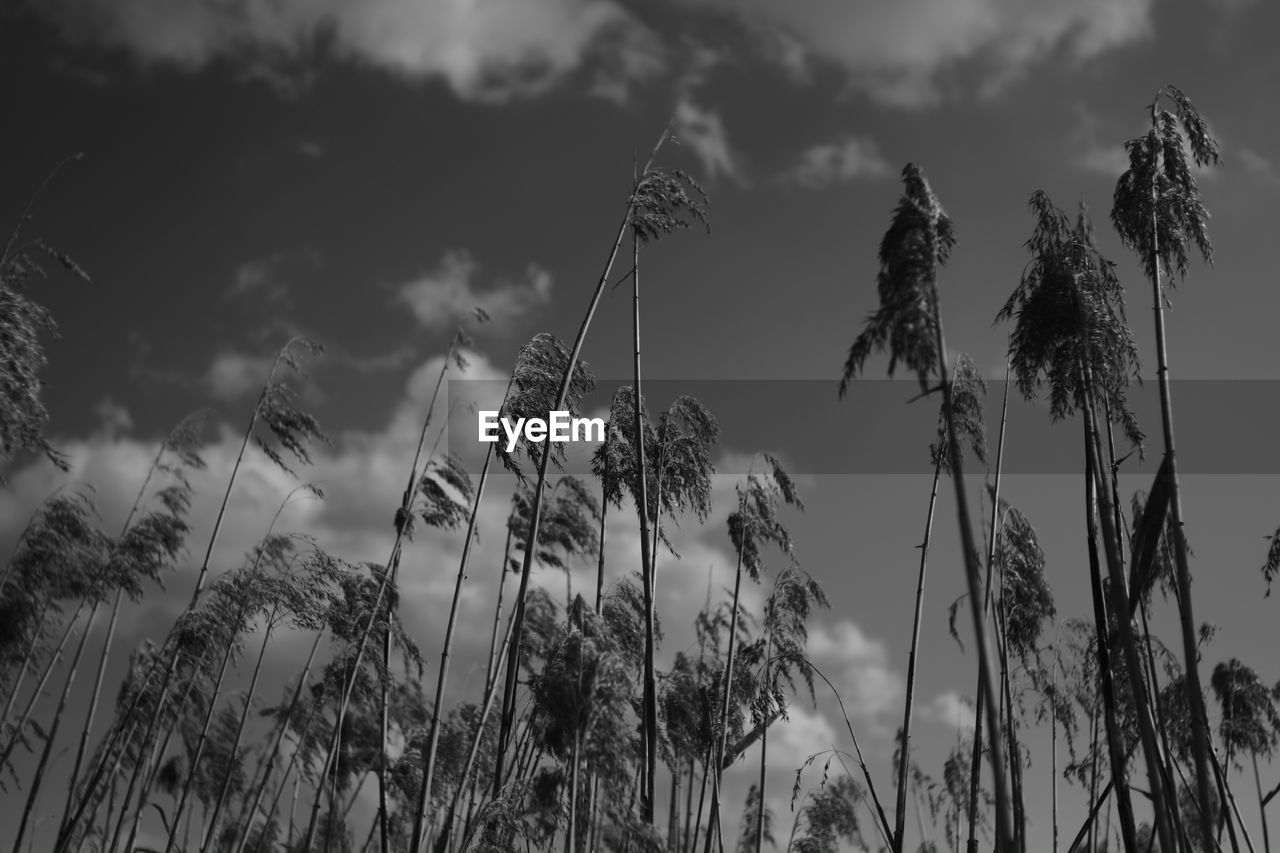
xmin=895 ymin=458 xmax=942 ymax=853
xmin=247 ymin=697 xmax=323 ymax=853
xmin=701 ymin=532 xmax=746 ymax=853
xmin=929 ymin=288 xmax=1014 ymax=851
xmin=0 ymin=597 xmax=89 ymax=771
xmin=168 ymin=499 xmax=308 ymax=853
xmin=754 ymin=637 xmax=772 ymax=853
xmin=967 ymin=362 xmax=1010 ymax=853
xmin=161 ymin=599 xmax=248 ymax=853
xmin=0 ymin=597 xmax=52 ymax=735
xmin=433 ymin=592 xmax=516 ymax=853
xmin=1212 ymin=747 xmax=1256 ymax=853
xmin=304 ymin=330 xmax=460 ymax=853
xmin=1085 ymin=434 xmax=1139 ymax=853
xmin=60 ymin=444 xmax=166 ymax=838
xmin=631 ymin=192 xmax=658 ymax=824
xmin=1256 ymin=754 xmax=1272 ymax=853
xmin=63 ymin=342 xmax=305 ymax=853
xmin=1144 ymin=109 xmax=1217 ymax=848
xmin=199 ymin=615 xmax=278 ymax=852
xmin=492 ymin=127 xmax=673 ymax=796
xmin=1081 ymin=365 xmax=1174 ymax=853
xmin=12 ymin=604 xmax=95 ymax=852
xmin=120 ymin=671 xmax=199 ymax=853
xmin=229 ymin=629 xmax=325 ymax=853
xmin=409 ymin=442 xmax=495 ymax=853
xmin=1052 ymin=650 xmax=1060 ymax=853
xmin=995 ymin=559 xmax=1025 ymax=852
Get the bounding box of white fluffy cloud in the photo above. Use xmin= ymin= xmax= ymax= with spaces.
xmin=772 ymin=703 xmax=839 ymax=762
xmin=397 ymin=250 xmax=553 ymax=333
xmin=677 ymin=0 xmax=1154 ymax=106
xmin=1074 ymin=142 xmax=1132 ymax=178
xmin=34 ymin=0 xmax=662 ymax=101
xmin=782 ymin=135 xmax=891 ymax=188
xmin=806 ymin=617 xmax=903 ymax=725
xmin=927 ymin=690 xmax=977 ymax=734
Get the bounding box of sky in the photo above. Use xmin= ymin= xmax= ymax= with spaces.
xmin=3 ymin=0 xmax=1280 ymax=850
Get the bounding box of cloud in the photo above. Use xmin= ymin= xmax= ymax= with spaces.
xmin=781 ymin=135 xmax=891 ymax=188
xmin=0 ymin=346 xmax=589 ymax=846
xmin=1075 ymin=135 xmax=1221 ymax=181
xmin=92 ymin=398 xmax=134 ymax=438
xmin=1206 ymin=0 xmax=1260 ymax=13
xmin=205 ymin=351 xmax=275 ymax=401
xmin=0 ymin=343 xmax=840 ymax=849
xmin=674 ymin=96 xmax=746 ymax=185
xmin=33 ymin=0 xmax=662 ymax=101
xmin=772 ymin=703 xmax=839 ymax=763
xmin=230 ymin=257 xmax=282 ymax=300
xmin=227 ymin=251 xmax=319 ymax=307
xmin=0 ymin=343 xmax=510 ymax=609
xmin=927 ymin=690 xmax=976 ymax=734
xmin=328 ymin=344 xmax=419 ymax=374
xmin=806 ymin=618 xmax=903 ymax=724
xmin=0 ymin=354 xmax=524 ymax=853
xmin=295 ymin=138 xmax=327 ymax=159
xmin=1238 ymin=147 xmax=1280 ymax=188
xmin=1074 ymin=142 xmax=1131 ymax=178
xmin=397 ymin=250 xmax=552 ymax=334
xmin=205 ymin=336 xmax=415 ymax=404
xmin=676 ymin=0 xmax=1154 ymax=106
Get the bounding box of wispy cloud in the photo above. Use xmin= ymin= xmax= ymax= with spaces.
xmin=1076 ymin=138 xmax=1222 ymax=181
xmin=328 ymin=345 xmax=420 ymax=374
xmin=673 ymin=96 xmax=747 ymax=186
xmin=295 ymin=138 xmax=327 ymax=159
xmin=1238 ymin=147 xmax=1280 ymax=188
xmin=34 ymin=0 xmax=662 ymax=101
xmin=781 ymin=135 xmax=891 ymax=188
xmin=1206 ymin=0 xmax=1259 ymax=13
xmin=92 ymin=398 xmax=134 ymax=438
xmin=205 ymin=351 xmax=275 ymax=402
xmin=397 ymin=250 xmax=552 ymax=334
xmin=32 ymin=0 xmax=1161 ymax=113
xmin=227 ymin=250 xmax=320 ymax=308
xmin=677 ymin=0 xmax=1154 ymax=107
